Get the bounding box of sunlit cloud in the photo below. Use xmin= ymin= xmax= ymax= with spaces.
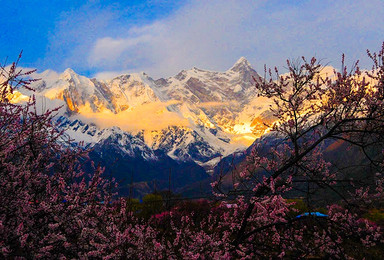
xmin=231 ymin=134 xmax=258 ymax=146
xmin=74 ymin=100 xmax=189 ymax=132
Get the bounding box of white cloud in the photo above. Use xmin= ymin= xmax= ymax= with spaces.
xmin=89 ymin=35 xmax=153 ymax=67
xmin=93 ymin=70 xmax=133 ymax=80
xmin=47 ymin=1 xmax=384 ymax=79
xmin=87 ymin=1 xmax=261 ymax=78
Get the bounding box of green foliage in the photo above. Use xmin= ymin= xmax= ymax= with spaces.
xmin=140 ymin=193 xmax=164 ymax=218
xmin=125 ymin=198 xmax=141 ymax=212
xmin=142 ymin=193 xmax=163 ymax=204
xmin=364 ymin=208 xmax=384 ymax=225
xmin=287 ymin=198 xmax=308 ymax=214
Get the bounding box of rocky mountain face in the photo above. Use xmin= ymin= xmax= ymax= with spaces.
xmin=25 ymin=58 xmax=273 ymax=195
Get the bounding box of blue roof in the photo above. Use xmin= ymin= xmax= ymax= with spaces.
xmin=296 ymin=212 xmax=328 ymax=218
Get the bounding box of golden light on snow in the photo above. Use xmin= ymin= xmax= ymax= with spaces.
xmin=231 ymin=122 xmax=272 ymax=146
xmin=44 ymin=87 xmax=65 ymax=100
xmin=7 ymin=91 xmax=30 ymax=103
xmin=233 ymin=122 xmax=253 ymax=134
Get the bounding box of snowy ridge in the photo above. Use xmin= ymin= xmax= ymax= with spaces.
xmin=56 ymin=116 xmax=157 ymax=161
xmin=26 ymin=57 xmax=273 ymax=170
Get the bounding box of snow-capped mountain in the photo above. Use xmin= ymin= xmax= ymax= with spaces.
xmin=21 ymin=58 xmax=273 ymax=193
xmin=156 ymin=57 xmax=264 ymax=135
xmin=38 ymin=68 xmax=160 ymax=114
xmin=56 ymin=116 xmax=157 ymax=161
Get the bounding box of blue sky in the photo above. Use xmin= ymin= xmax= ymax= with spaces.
xmin=1 ymin=0 xmax=384 ymax=79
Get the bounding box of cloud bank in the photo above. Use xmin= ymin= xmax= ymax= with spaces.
xmin=43 ymin=0 xmax=384 ymax=79
xmin=74 ymin=101 xmax=189 ymax=133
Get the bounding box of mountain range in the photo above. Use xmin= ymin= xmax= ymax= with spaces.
xmin=17 ymin=58 xmax=275 ymax=196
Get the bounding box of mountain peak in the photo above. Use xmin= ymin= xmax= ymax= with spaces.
xmin=61 ymin=68 xmax=79 ymax=80
xmin=235 ymin=56 xmax=249 ymax=64
xmin=229 ymin=57 xmax=252 ymax=72
xmin=63 ymin=68 xmax=76 ymax=74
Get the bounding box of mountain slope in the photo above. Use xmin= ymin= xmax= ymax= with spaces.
xmin=21 ymin=58 xmax=275 ymax=195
